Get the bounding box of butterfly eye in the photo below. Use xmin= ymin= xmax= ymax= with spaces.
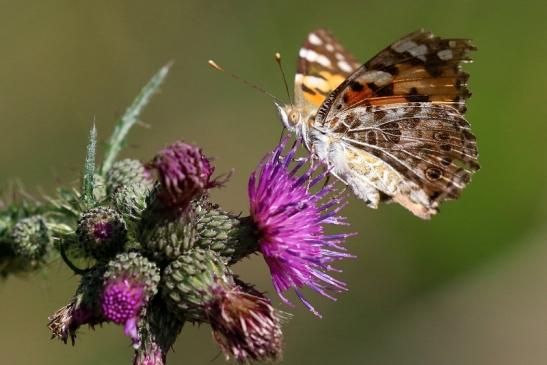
xmin=289 ymin=112 xmax=299 ymax=124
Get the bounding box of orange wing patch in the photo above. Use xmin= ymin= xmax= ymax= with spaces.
xmin=298 ymin=71 xmax=347 ymax=107
xmin=294 ymin=29 xmax=360 ymax=113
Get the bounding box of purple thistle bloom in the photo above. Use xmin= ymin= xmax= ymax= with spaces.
xmin=101 ymin=278 xmax=145 ymax=344
xmin=248 ymin=137 xmax=355 ymax=317
xmin=150 ymin=141 xmax=218 ymax=209
xmin=206 ymin=279 xmax=283 ymax=362
xmin=47 ymin=300 xmax=102 ymax=345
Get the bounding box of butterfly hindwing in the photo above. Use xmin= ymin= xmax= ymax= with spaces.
xmin=348 ymin=103 xmax=479 ymax=207
xmin=295 ymin=29 xmax=360 ymax=113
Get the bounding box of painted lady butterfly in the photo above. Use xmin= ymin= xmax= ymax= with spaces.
xmin=276 ymin=29 xmax=480 ymax=219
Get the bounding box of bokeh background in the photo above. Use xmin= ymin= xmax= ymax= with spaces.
xmin=1 ymin=1 xmax=546 ymax=364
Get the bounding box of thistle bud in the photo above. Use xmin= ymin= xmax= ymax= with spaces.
xmin=150 ymin=141 xmax=215 ymax=210
xmin=193 ymin=200 xmax=257 ymax=264
xmin=162 ymin=248 xmax=229 ymax=321
xmin=76 ymin=207 xmax=127 ymax=260
xmin=10 ymin=215 xmax=51 ymax=261
xmin=141 ymin=211 xmax=196 ymax=262
xmin=101 ymin=252 xmax=160 ymax=345
xmin=112 ymin=183 xmax=151 ymax=223
xmin=106 ymin=159 xmax=153 ymax=196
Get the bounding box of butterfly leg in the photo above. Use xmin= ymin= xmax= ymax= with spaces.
xmin=307 ymin=145 xmax=318 ymax=190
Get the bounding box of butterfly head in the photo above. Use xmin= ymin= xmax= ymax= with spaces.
xmin=275 ymin=103 xmax=303 ymax=132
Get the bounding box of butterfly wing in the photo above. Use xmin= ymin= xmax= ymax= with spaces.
xmin=316 ymin=30 xmax=475 ymax=123
xmin=329 ymin=104 xmax=479 ymax=218
xmin=294 ymin=29 xmax=360 ymax=114
xmin=311 ymin=30 xmax=479 ymax=218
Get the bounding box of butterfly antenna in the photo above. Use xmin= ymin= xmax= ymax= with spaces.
xmin=208 ymin=60 xmax=284 ymax=104
xmin=274 ymin=52 xmax=293 ymax=105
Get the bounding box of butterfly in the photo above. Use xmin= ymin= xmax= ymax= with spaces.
xmin=275 ymin=29 xmax=480 ymax=219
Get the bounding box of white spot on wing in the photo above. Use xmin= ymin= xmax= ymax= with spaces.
xmin=408 ymin=44 xmax=428 ymax=57
xmin=392 ymin=40 xmax=417 ymax=53
xmin=437 ymin=49 xmax=453 ymax=60
xmin=308 ymin=33 xmax=323 ymax=45
xmin=326 ymin=44 xmax=334 ymax=52
xmin=300 ymin=48 xmax=331 ymax=68
xmin=337 ymin=60 xmax=353 ymax=73
xmin=360 ymin=70 xmax=393 ymax=86
xmin=316 ymin=54 xmax=332 ymax=67
xmin=303 ymin=76 xmax=328 ymax=90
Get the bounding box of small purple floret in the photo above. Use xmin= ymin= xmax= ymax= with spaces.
xmin=248 ymin=137 xmax=355 ymax=317
xmin=93 ymin=221 xmax=113 ymax=241
xmin=102 ymin=278 xmax=145 ymax=344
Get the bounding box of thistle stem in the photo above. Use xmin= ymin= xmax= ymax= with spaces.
xmin=59 ymin=241 xmax=88 ymax=275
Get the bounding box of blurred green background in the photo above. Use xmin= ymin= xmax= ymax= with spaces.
xmin=1 ymin=1 xmax=546 ymax=364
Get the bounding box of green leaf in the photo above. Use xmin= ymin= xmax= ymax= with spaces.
xmin=100 ymin=62 xmax=172 ymax=176
xmin=82 ymin=124 xmax=97 ymax=206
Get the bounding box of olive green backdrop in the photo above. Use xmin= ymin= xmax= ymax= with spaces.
xmin=1 ymin=1 xmax=546 ymax=364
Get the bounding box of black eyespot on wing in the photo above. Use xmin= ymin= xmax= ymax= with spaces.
xmin=349 ymin=81 xmax=364 ymax=92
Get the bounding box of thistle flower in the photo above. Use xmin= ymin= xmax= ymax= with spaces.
xmin=207 ymin=280 xmax=283 ymax=363
xmin=101 ymin=253 xmax=160 ymax=346
xmin=248 ymin=138 xmax=354 ymax=317
xmin=150 ymin=141 xmax=217 ymax=210
xmin=47 ymin=298 xmax=97 ymax=345
xmin=102 ymin=279 xmax=145 ymax=341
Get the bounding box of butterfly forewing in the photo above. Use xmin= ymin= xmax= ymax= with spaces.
xmin=316 ymin=30 xmax=476 ymax=124
xmin=295 ymin=29 xmax=360 ymax=113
